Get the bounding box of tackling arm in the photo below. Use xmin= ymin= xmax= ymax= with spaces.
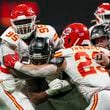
xmin=19 ymin=64 xmax=58 ymax=77
xmin=27 ymin=78 xmax=72 ymax=105
xmin=3 ymin=52 xmax=59 ymax=77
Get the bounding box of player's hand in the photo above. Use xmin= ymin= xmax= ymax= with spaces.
xmin=3 ymin=52 xmax=20 ymax=68
xmin=45 ymin=78 xmax=71 ymax=96
xmin=58 ymin=79 xmax=72 ymax=92
xmin=95 ymin=53 xmax=110 ymax=66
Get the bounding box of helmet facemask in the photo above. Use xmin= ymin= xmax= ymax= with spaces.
xmin=94 ymin=3 xmax=110 ymax=24
xmin=91 ymin=36 xmax=108 ymax=48
xmin=91 ymin=24 xmax=109 ymax=48
xmin=94 ymin=12 xmax=110 ymax=24
xmin=29 ymin=53 xmax=51 ymax=65
xmin=11 ymin=15 xmax=36 ymax=40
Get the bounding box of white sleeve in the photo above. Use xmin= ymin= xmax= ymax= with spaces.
xmin=36 ymin=24 xmax=61 ymax=49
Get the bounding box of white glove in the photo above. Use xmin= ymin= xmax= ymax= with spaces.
xmin=45 ymin=78 xmax=71 ymax=96
xmin=58 ymin=79 xmax=72 ymax=92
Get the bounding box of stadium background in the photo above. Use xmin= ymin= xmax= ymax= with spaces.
xmin=0 ymin=0 xmax=110 ymax=110
xmin=0 ymin=0 xmax=110 ymax=35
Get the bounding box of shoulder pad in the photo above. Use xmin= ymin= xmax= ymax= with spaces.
xmin=1 ymin=27 xmax=20 ymax=47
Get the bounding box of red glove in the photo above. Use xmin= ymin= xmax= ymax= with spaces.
xmin=3 ymin=52 xmax=20 ymax=68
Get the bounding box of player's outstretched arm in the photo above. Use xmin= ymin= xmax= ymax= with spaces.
xmin=3 ymin=52 xmax=58 ymax=77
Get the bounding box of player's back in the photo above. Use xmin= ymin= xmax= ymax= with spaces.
xmin=55 ymin=46 xmax=110 ymax=99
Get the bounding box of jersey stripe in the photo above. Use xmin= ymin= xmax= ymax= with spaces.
xmin=53 ymin=33 xmax=58 ymax=41
xmin=54 ymin=51 xmax=62 ymax=58
xmin=4 ymin=90 xmax=24 ymax=110
xmin=90 ymin=93 xmax=98 ymax=110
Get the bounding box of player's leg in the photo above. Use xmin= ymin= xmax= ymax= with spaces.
xmin=12 ymin=91 xmax=35 ymax=110
xmin=0 ymin=85 xmax=17 ymax=110
xmin=85 ymin=90 xmax=110 ymax=110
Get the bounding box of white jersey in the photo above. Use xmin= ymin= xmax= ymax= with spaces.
xmin=0 ymin=24 xmax=60 ymax=109
xmin=55 ymin=46 xmax=110 ymax=100
xmin=0 ymin=24 xmax=60 ymax=64
xmin=36 ymin=24 xmax=60 ymax=49
xmin=0 ymin=24 xmax=60 ymax=59
xmin=0 ymin=38 xmax=35 ymax=110
xmin=0 ymin=24 xmax=60 ymax=110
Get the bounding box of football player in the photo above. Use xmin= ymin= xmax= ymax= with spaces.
xmin=90 ymin=24 xmax=110 ymax=49
xmin=55 ymin=23 xmax=110 ymax=109
xmin=89 ymin=3 xmax=110 ymax=41
xmin=90 ymin=24 xmax=110 ymax=71
xmin=0 ymin=3 xmax=64 ymax=110
xmin=94 ymin=3 xmax=110 ymax=24
xmin=5 ymin=23 xmax=110 ymax=110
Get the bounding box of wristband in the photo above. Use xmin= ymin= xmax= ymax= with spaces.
xmin=14 ymin=61 xmax=23 ymax=70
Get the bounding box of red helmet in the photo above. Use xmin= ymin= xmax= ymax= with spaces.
xmin=10 ymin=4 xmax=39 ymax=39
xmin=61 ymin=23 xmax=90 ymax=48
xmin=94 ymin=3 xmax=110 ymax=24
